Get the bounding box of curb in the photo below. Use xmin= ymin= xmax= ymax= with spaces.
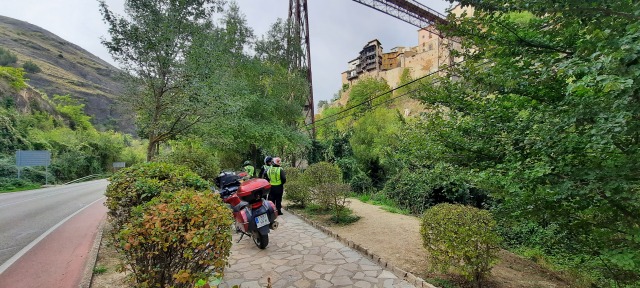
xmin=286 ymin=208 xmax=438 ymax=288
xmin=79 ymin=217 xmax=107 ymax=288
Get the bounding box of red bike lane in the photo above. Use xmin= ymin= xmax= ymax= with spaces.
xmin=0 ymin=198 xmax=107 ymax=288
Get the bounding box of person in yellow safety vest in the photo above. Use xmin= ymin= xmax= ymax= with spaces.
xmin=242 ymin=161 xmax=255 ymax=178
xmin=266 ymin=157 xmax=286 ymax=215
xmin=259 ymin=156 xmax=273 ymax=179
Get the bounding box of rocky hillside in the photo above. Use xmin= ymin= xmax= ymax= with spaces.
xmin=0 ymin=15 xmax=133 ymax=133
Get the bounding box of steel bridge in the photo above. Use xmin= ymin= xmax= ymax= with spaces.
xmin=288 ymin=0 xmax=450 ymax=137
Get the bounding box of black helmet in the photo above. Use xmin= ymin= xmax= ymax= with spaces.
xmin=264 ymin=156 xmax=273 ymax=164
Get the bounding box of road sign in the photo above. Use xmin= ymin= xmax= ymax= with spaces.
xmin=15 ymin=150 xmax=51 ymax=184
xmin=112 ymin=162 xmax=126 ymax=168
xmin=16 ymin=150 xmax=51 ymax=167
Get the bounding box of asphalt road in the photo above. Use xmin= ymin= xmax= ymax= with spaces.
xmin=0 ymin=179 xmax=108 ymax=266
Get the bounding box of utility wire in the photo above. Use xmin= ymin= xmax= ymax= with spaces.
xmin=307 ymin=59 xmax=492 ymax=130
xmin=306 ymin=59 xmax=466 ymax=127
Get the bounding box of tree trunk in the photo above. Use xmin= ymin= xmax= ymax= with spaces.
xmin=147 ymin=135 xmax=158 ymax=162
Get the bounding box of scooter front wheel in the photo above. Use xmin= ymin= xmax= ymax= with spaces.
xmin=252 ymin=232 xmax=269 ymax=249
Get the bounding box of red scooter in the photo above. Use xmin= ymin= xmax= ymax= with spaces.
xmin=214 ymin=172 xmax=279 ymax=249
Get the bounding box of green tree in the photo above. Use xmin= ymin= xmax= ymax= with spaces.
xmin=344 ymin=77 xmax=391 ymax=120
xmin=99 ymin=0 xmax=224 ymax=161
xmin=420 ymin=0 xmax=640 ymax=284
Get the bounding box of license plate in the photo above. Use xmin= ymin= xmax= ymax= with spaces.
xmin=255 ymin=213 xmax=270 ymax=228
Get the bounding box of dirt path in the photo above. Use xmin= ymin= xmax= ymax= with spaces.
xmin=322 ymin=199 xmax=571 ymax=288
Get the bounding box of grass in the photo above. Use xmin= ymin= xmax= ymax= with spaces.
xmin=0 ymin=184 xmax=40 ymax=193
xmin=425 ymin=278 xmax=458 ymax=288
xmin=354 ymin=191 xmax=411 ymax=215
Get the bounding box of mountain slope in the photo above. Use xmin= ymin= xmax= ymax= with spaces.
xmin=0 ymin=15 xmax=132 ymax=132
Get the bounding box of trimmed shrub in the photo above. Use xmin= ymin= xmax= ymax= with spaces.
xmin=105 ymin=162 xmax=209 ymax=231
xmin=302 ymin=162 xmax=342 ymax=209
xmin=284 ymin=180 xmax=310 ymax=208
xmin=314 ymin=183 xmax=351 ymax=223
xmin=156 ymin=141 xmax=219 ymax=181
xmin=302 ymin=161 xmax=342 ymax=187
xmin=283 ymin=167 xmax=303 ymax=182
xmin=421 ymin=203 xmax=501 ymax=285
xmin=117 ymin=188 xmax=232 ymax=287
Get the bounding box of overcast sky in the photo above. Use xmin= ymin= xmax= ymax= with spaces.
xmin=1 ymin=0 xmax=453 ymax=109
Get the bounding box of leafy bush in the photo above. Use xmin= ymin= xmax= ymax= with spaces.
xmin=0 ymin=177 xmax=38 ymax=191
xmin=22 ymin=61 xmax=41 ymax=73
xmin=349 ymin=171 xmax=373 ymax=193
xmin=105 ymin=162 xmax=209 ymax=231
xmin=383 ymin=168 xmax=433 ymax=214
xmin=156 ymin=140 xmax=219 ymax=181
xmin=384 ymin=165 xmax=491 ymax=215
xmin=284 ymin=180 xmax=310 ymax=208
xmin=0 ymin=67 xmax=27 ymax=90
xmin=314 ymin=183 xmax=351 ymax=223
xmin=421 ymin=203 xmax=501 ymax=285
xmin=0 ymin=47 xmax=18 ymax=66
xmin=302 ymin=162 xmax=342 ymax=209
xmin=116 ymin=188 xmax=232 ymax=287
xmin=302 ymin=161 xmax=342 ymax=187
xmin=283 ymin=167 xmax=302 ymax=182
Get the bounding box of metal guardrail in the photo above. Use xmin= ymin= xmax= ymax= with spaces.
xmin=63 ymin=174 xmax=102 ymax=185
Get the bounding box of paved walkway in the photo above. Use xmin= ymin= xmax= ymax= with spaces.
xmin=220 ymin=211 xmax=414 ymax=288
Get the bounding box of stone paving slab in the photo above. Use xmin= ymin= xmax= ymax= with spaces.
xmin=220 ymin=211 xmax=415 ymax=288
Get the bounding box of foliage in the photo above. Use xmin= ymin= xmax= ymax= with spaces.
xmin=52 ymin=95 xmax=93 ymax=131
xmin=0 ymin=47 xmax=18 ymax=66
xmin=22 ymin=61 xmax=41 ymax=73
xmin=284 ymin=167 xmax=303 ymax=182
xmin=302 ymin=162 xmax=342 ymax=188
xmin=283 ymin=180 xmax=310 ymax=208
xmin=355 ymin=192 xmax=411 ymax=215
xmin=157 ymin=139 xmax=220 ymax=181
xmin=105 ymin=162 xmax=210 ymax=233
xmin=188 ymin=8 xmax=309 ymax=165
xmin=349 ymin=170 xmax=373 ymax=194
xmin=421 ymin=203 xmax=501 ymax=285
xmin=0 ymin=109 xmax=31 ymax=154
xmin=383 ymin=164 xmax=490 ymax=215
xmin=0 ymin=66 xmax=27 ymax=90
xmin=418 ymin=0 xmax=640 ymax=284
xmin=344 ymin=77 xmax=391 ymax=119
xmin=350 ymin=108 xmax=403 ymax=171
xmin=313 ymin=183 xmax=351 ymax=223
xmin=99 ymin=0 xmax=224 ymax=161
xmin=116 ymin=188 xmax=232 ymax=287
xmin=0 ymin=177 xmax=38 ymax=192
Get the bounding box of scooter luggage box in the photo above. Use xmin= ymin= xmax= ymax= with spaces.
xmin=225 ymin=193 xmax=242 ymax=207
xmin=237 ymin=178 xmax=271 ymax=203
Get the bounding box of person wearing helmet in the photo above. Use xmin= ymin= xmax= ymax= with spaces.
xmin=259 ymin=156 xmax=273 ymax=179
xmin=266 ymin=157 xmax=286 ymax=215
xmin=242 ymin=160 xmax=255 ymax=178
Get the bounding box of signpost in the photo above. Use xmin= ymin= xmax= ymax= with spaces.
xmin=112 ymin=162 xmax=126 ymax=171
xmin=16 ymin=150 xmax=51 ymax=185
